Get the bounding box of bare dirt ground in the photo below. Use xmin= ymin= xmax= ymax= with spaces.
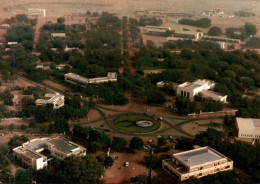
xmin=102 ymin=151 xmax=157 ymax=184
xmin=182 ymin=118 xmax=224 ymax=136
xmin=140 ymin=29 xmax=167 ymax=47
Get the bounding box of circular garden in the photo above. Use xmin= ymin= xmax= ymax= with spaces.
xmin=113 ymin=114 xmax=160 ymax=133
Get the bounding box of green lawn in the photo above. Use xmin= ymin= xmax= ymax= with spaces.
xmin=113 ymin=114 xmax=160 ymax=133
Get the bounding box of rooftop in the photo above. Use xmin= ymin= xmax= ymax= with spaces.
xmin=174 ymin=147 xmax=225 ymax=167
xmin=174 ymin=31 xmax=201 ymax=35
xmin=201 ymin=90 xmax=226 ymax=100
xmin=47 ymin=137 xmax=79 ymax=154
xmin=236 ymin=117 xmax=260 ymax=132
xmin=65 ymin=73 xmax=89 ymax=83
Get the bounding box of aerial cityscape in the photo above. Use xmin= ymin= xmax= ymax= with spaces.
xmin=0 ymin=0 xmax=260 ymax=183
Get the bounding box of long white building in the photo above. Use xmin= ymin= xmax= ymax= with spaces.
xmin=35 ymin=93 xmax=65 ymax=109
xmin=176 ymin=79 xmax=227 ymax=103
xmin=64 ymin=72 xmax=117 ymax=87
xmin=167 ymin=31 xmax=203 ymax=41
xmin=13 ymin=137 xmax=86 ymax=170
xmin=162 ymin=146 xmax=233 ymax=181
xmin=236 ymin=117 xmax=260 ymax=139
xmin=28 ymin=9 xmax=46 ymax=17
xmin=146 ymin=26 xmax=171 ymax=35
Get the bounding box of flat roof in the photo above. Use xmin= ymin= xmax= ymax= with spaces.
xmin=174 ymin=147 xmax=224 ymax=167
xmin=236 ymin=117 xmax=260 ymax=132
xmin=23 ymin=138 xmax=49 ymax=151
xmin=65 ymin=73 xmax=89 ymax=83
xmin=201 ymin=90 xmax=226 ymax=99
xmin=174 ymin=31 xmax=201 ymax=35
xmin=185 ymin=83 xmax=201 ymax=90
xmin=47 ymin=137 xmax=78 ymax=154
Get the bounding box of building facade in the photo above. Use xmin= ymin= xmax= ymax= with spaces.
xmin=236 ymin=117 xmax=260 ymax=139
xmin=176 ymin=79 xmax=227 ymax=103
xmin=13 ymin=137 xmax=86 ymax=170
xmin=36 ymin=93 xmax=65 ymax=109
xmin=162 ymin=147 xmax=233 ymax=181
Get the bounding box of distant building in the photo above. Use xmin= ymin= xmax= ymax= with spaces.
xmin=146 ymin=26 xmax=171 ymax=35
xmin=35 ymin=93 xmax=65 ymax=109
xmin=13 ymin=137 xmax=86 ymax=170
xmin=168 ymin=31 xmax=203 ymax=41
xmin=0 ymin=24 xmax=10 ymax=29
xmin=28 ymin=9 xmax=46 ymax=17
xmin=202 ymin=35 xmax=241 ymax=43
xmin=56 ymin=64 xmax=71 ymax=70
xmin=64 ymin=72 xmax=117 ymax=87
xmin=51 ymin=33 xmax=66 ymax=39
xmin=64 ymin=45 xmax=78 ymax=52
xmin=7 ymin=42 xmax=18 ymax=45
xmin=177 ymin=79 xmax=227 ymax=103
xmin=236 ymin=117 xmax=260 ymax=139
xmin=156 ymin=81 xmax=179 ymax=91
xmin=162 ymin=146 xmax=233 ymax=181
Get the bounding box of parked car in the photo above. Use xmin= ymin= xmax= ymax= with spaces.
xmin=124 ymin=162 xmax=129 ymax=167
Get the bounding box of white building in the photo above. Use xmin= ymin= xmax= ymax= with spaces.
xmin=162 ymin=146 xmax=233 ymax=181
xmin=36 ymin=93 xmax=65 ymax=109
xmin=176 ymin=79 xmax=227 ymax=103
xmin=169 ymin=31 xmax=203 ymax=41
xmin=146 ymin=26 xmax=171 ymax=35
xmin=13 ymin=137 xmax=86 ymax=170
xmin=51 ymin=33 xmax=66 ymax=39
xmin=202 ymin=35 xmax=241 ymax=43
xmin=236 ymin=117 xmax=260 ymax=139
xmin=64 ymin=72 xmax=117 ymax=87
xmin=28 ymin=9 xmax=46 ymax=17
xmin=0 ymin=24 xmax=10 ymax=29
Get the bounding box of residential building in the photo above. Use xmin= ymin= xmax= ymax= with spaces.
xmin=236 ymin=117 xmax=260 ymax=139
xmin=28 ymin=9 xmax=46 ymax=17
xmin=176 ymin=79 xmax=227 ymax=103
xmin=36 ymin=93 xmax=65 ymax=109
xmin=146 ymin=26 xmax=171 ymax=35
xmin=64 ymin=72 xmax=117 ymax=86
xmin=13 ymin=137 xmax=86 ymax=170
xmin=162 ymin=146 xmax=233 ymax=181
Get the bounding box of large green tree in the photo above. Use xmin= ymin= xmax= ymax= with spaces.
xmin=129 ymin=137 xmax=144 ymax=151
xmin=55 ymin=156 xmax=104 ymax=184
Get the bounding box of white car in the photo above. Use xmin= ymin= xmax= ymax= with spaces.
xmin=124 ymin=162 xmax=129 ymax=167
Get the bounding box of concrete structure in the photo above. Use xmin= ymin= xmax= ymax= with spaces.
xmin=36 ymin=93 xmax=65 ymax=109
xmin=177 ymin=79 xmax=227 ymax=103
xmin=13 ymin=137 xmax=86 ymax=170
xmin=51 ymin=33 xmax=66 ymax=39
xmin=28 ymin=9 xmax=46 ymax=17
xmin=236 ymin=118 xmax=260 ymax=139
xmin=156 ymin=81 xmax=179 ymax=91
xmin=162 ymin=146 xmax=233 ymax=181
xmin=64 ymin=72 xmax=117 ymax=86
xmin=146 ymin=26 xmax=171 ymax=35
xmin=169 ymin=31 xmax=203 ymax=41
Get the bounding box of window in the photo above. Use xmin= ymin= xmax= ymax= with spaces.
xmin=199 ymin=173 xmax=202 ymax=176
xmin=181 ymin=91 xmax=183 ymax=97
xmin=200 ymin=167 xmax=203 ymax=170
